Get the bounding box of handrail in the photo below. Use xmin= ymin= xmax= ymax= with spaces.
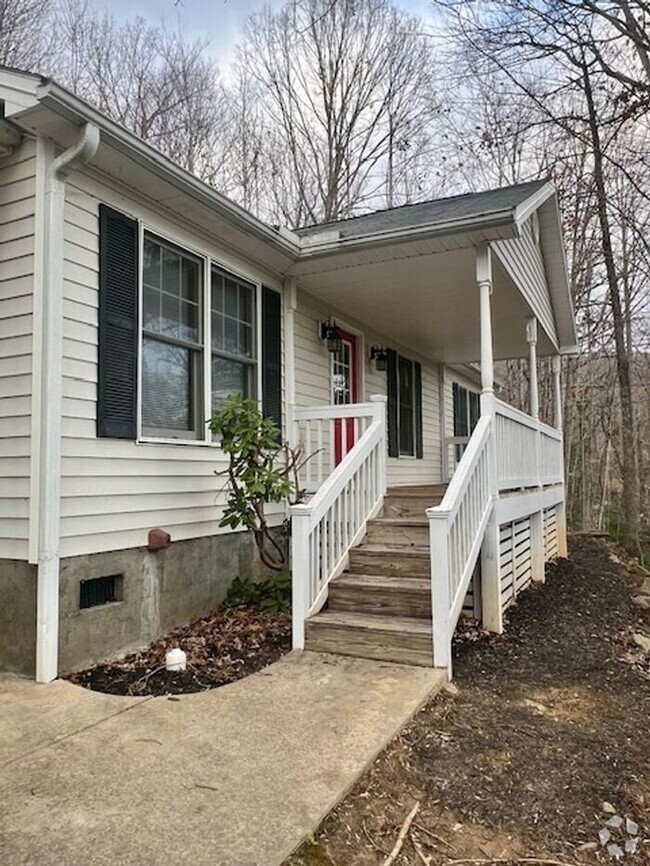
xmin=293 ymin=401 xmax=381 ymax=421
xmin=428 ymin=415 xmax=493 ymax=671
xmin=290 ymin=396 xmax=387 ymax=649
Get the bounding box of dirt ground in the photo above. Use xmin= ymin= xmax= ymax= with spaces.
xmin=287 ymin=537 xmax=650 ymax=866
xmin=66 ymin=606 xmax=291 ymax=696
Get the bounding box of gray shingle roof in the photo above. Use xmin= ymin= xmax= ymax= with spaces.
xmin=296 ymin=179 xmax=549 ymax=238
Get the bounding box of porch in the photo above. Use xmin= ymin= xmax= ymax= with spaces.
xmin=285 ymin=183 xmax=575 ymax=673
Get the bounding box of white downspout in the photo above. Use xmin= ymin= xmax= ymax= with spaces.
xmin=36 ymin=123 xmax=100 ymax=683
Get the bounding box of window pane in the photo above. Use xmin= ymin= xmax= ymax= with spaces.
xmin=224 ymin=279 xmax=238 ymax=317
xmin=212 ymin=355 xmax=249 ymax=409
xmin=142 ymin=338 xmax=191 ymax=431
xmin=239 ymin=323 xmax=253 ymax=358
xmin=161 ymin=292 xmax=179 ymax=338
xmin=398 ymin=356 xmax=415 ymax=456
xmin=143 ymin=285 xmax=160 ymax=330
xmin=453 ymin=383 xmax=469 ymax=437
xmin=469 ymin=391 xmax=480 ymax=432
xmin=180 ymin=301 xmax=198 ymax=342
xmin=212 ymin=312 xmax=224 ymax=350
xmin=161 ymin=246 xmax=181 ymax=296
xmin=211 ymin=272 xmax=224 ymax=312
xmin=239 ymin=285 xmax=253 ymax=324
xmin=182 ymin=258 xmax=199 ymax=302
xmin=224 ymin=316 xmax=238 ymax=354
xmin=143 ymin=240 xmax=161 ymax=289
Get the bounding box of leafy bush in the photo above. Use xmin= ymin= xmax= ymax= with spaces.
xmin=225 ymin=571 xmax=291 ymax=613
xmin=209 ymin=394 xmax=311 ymax=571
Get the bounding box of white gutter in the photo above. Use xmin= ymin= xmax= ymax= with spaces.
xmin=296 ymin=209 xmax=519 ymax=260
xmin=0 ymin=119 xmax=21 ymax=156
xmin=35 ymin=122 xmax=100 ymax=683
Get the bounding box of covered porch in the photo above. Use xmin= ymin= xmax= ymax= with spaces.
xmin=284 ymin=181 xmax=577 ymax=675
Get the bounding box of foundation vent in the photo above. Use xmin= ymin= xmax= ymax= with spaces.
xmin=79 ymin=574 xmax=123 ymax=609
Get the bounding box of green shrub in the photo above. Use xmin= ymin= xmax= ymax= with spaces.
xmin=225 ymin=571 xmax=291 ymax=613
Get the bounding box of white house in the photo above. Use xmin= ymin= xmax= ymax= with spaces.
xmin=0 ymin=67 xmax=577 ymax=682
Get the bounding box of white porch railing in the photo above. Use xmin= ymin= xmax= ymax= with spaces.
xmin=428 ymin=415 xmax=493 ymax=670
xmin=293 ymin=402 xmax=381 ymax=492
xmin=494 ymin=398 xmax=563 ymax=490
xmin=290 ymin=396 xmax=387 ymax=649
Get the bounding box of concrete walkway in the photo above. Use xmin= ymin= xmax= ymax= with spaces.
xmin=0 ymin=652 xmax=444 ymax=866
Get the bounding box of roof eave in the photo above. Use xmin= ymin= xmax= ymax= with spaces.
xmin=31 ymin=80 xmax=302 ymax=261
xmin=297 ymin=209 xmax=519 ymax=260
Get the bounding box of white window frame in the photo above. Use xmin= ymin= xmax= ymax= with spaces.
xmin=136 ymin=223 xmax=264 ymax=446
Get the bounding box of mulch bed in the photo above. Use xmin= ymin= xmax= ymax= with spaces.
xmin=66 ymin=606 xmax=291 ymax=696
xmin=286 ymin=537 xmax=650 ymax=866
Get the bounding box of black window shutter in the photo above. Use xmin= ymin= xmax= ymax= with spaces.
xmin=414 ymin=361 xmax=423 ymax=459
xmin=262 ymin=286 xmax=282 ymax=435
xmin=386 ymin=349 xmax=399 ymax=458
xmin=97 ymin=205 xmax=139 ymax=439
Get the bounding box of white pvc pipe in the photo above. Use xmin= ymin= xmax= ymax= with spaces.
xmin=36 ymin=123 xmax=100 ymax=683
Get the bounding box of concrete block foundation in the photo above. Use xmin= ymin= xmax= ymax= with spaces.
xmin=1 ymin=529 xmax=283 ymax=677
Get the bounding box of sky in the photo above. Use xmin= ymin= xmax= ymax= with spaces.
xmin=99 ymin=0 xmax=436 ymax=67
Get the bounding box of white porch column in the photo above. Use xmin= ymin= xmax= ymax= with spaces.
xmin=552 ymin=354 xmax=563 ymax=431
xmin=476 ymin=245 xmax=502 ymax=634
xmin=552 ymin=355 xmax=568 ymax=556
xmin=526 ymin=317 xmax=539 ymax=421
xmin=477 ymin=245 xmax=495 ymax=414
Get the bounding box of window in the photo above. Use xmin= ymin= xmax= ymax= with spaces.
xmin=387 ymin=351 xmax=422 ymax=459
xmin=96 ymin=206 xmax=281 ymax=444
xmin=142 ymin=235 xmax=203 ymax=438
xmin=211 ymin=267 xmax=256 ymax=411
xmin=79 ymin=574 xmax=123 ymax=609
xmin=452 ymin=382 xmax=480 ymax=459
xmin=398 ymin=355 xmax=416 ymax=456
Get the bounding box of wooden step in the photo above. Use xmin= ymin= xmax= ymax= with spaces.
xmin=348 ymin=545 xmax=429 ymax=578
xmin=365 ymin=517 xmax=429 ymax=548
xmin=382 ymin=492 xmax=444 ymax=518
xmin=387 ymin=484 xmax=448 ymax=496
xmin=305 ymin=611 xmax=433 ymax=666
xmin=328 ymin=574 xmax=431 ymax=618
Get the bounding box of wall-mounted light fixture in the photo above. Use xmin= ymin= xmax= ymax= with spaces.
xmin=370 ymin=345 xmax=389 ymax=372
xmin=320 ymin=318 xmax=343 ymax=354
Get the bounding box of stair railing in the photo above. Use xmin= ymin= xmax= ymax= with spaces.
xmin=290 ymin=395 xmax=387 ymax=649
xmin=427 ymin=415 xmax=493 ymax=671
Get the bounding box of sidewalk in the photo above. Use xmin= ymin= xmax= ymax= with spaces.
xmin=0 ymin=652 xmax=444 ymax=866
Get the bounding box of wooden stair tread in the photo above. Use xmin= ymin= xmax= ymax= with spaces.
xmin=308 ymin=610 xmax=432 ymax=635
xmin=367 ymin=517 xmax=429 ymax=527
xmin=333 ymin=574 xmax=430 ymax=590
xmin=356 ymin=544 xmax=429 ymax=555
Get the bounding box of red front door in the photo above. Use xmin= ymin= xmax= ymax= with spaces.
xmin=332 ymin=329 xmax=359 ymax=465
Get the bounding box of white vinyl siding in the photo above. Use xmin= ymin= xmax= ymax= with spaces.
xmin=59 ymin=169 xmax=284 ymax=558
xmin=493 ymin=218 xmax=558 ymax=348
xmin=0 ymin=139 xmax=36 ymax=560
xmin=294 ymin=290 xmax=442 ymax=487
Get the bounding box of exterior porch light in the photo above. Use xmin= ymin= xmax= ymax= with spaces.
xmin=320 ymin=318 xmax=342 ymax=354
xmin=370 ymin=345 xmax=388 ymax=371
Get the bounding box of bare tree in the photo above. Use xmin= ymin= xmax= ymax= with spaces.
xmin=238 ymin=0 xmax=436 ymax=225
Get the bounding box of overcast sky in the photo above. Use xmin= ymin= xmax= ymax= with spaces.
xmin=99 ymin=0 xmax=435 ymax=67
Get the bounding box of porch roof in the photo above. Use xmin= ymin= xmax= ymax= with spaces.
xmin=291 ymin=183 xmax=577 ymax=364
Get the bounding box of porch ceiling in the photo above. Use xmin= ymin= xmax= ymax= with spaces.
xmin=293 ymin=243 xmax=557 ymax=364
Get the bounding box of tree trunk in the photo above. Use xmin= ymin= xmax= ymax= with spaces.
xmin=582 ymin=61 xmax=640 ymax=554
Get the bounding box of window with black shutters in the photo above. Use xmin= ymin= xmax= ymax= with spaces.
xmin=97 ymin=207 xmax=281 ymax=443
